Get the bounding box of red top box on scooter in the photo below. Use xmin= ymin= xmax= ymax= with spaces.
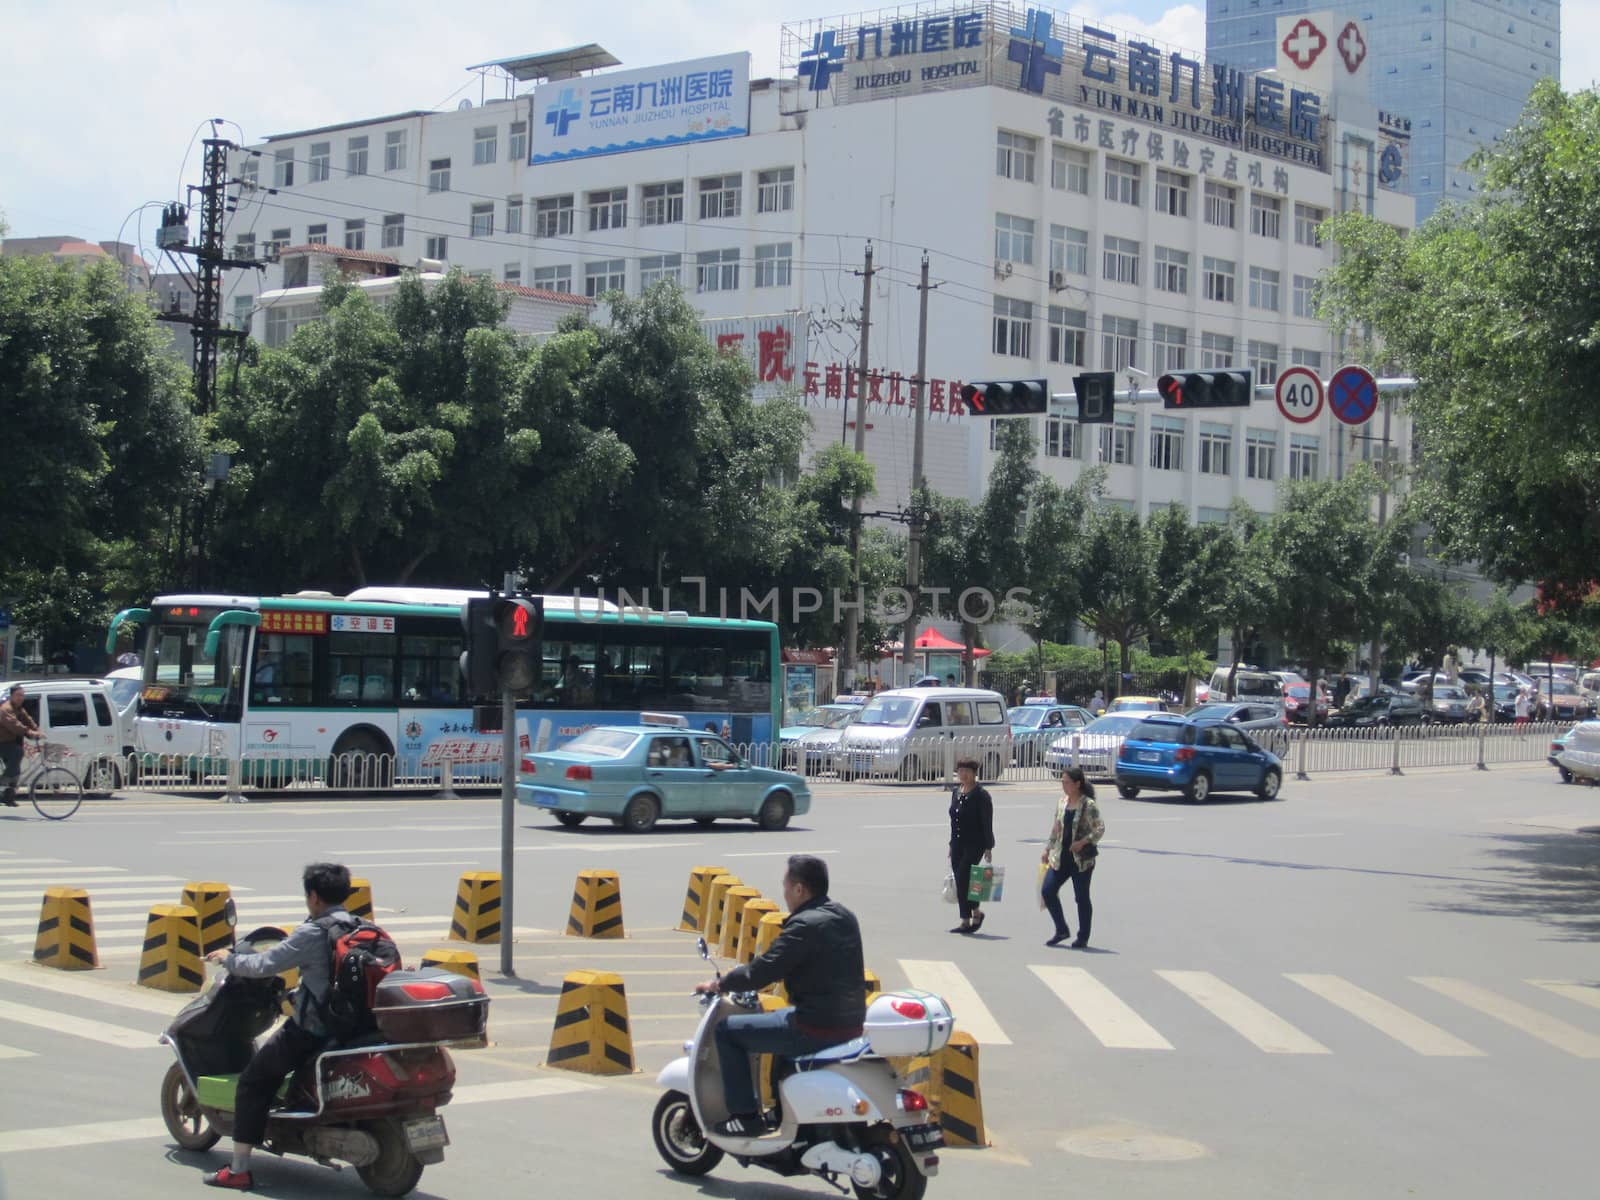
xmin=863 ymin=990 xmax=954 ymax=1056
xmin=373 ymin=969 xmax=489 ymax=1043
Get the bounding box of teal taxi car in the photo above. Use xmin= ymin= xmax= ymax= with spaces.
xmin=517 ymin=718 xmax=810 ymax=833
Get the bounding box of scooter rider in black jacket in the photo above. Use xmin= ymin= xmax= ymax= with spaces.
xmin=694 ymin=854 xmax=865 ymax=1137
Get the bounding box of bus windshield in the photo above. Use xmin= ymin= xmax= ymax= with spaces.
xmin=141 ymin=617 xmax=248 ymax=720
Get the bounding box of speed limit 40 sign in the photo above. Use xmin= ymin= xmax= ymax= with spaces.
xmin=1275 ymin=366 xmax=1324 ymax=424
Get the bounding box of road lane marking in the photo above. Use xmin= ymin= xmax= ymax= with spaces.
xmin=341 ymin=860 xmax=483 ymax=870
xmin=1287 ymin=974 xmax=1482 ymax=1056
xmin=0 ymin=1117 xmax=168 ymax=1156
xmin=0 ymin=1044 xmax=35 ymax=1059
xmin=1028 ymin=965 xmax=1172 ymax=1049
xmin=0 ymin=894 xmax=307 ymax=916
xmin=0 ymin=999 xmax=159 ymax=1049
xmin=0 ymin=867 xmax=145 ymax=877
xmin=863 ymin=823 xmax=947 ymax=829
xmin=724 ymin=849 xmax=837 ymax=858
xmin=900 ymin=960 xmax=1012 ymax=1046
xmin=0 ymin=858 xmax=67 ymax=865
xmin=1415 ymin=977 xmax=1600 ymax=1058
xmin=156 ymin=837 xmax=301 ymax=846
xmin=0 ymin=962 xmax=194 ymax=1016
xmin=0 ymin=876 xmax=186 ymax=895
xmin=448 ymin=1077 xmax=600 ymax=1104
xmin=1157 ymin=970 xmax=1330 ymax=1054
xmin=1529 ymin=980 xmax=1600 ymax=1012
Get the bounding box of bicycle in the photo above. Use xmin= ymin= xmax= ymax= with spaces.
xmin=29 ymin=742 xmax=83 ymax=820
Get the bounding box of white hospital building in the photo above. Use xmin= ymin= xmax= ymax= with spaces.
xmin=229 ymin=3 xmax=1414 ymax=523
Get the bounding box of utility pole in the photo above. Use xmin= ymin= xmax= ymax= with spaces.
xmin=841 ymin=241 xmax=874 ymax=691
xmin=1366 ymin=393 xmax=1394 ymax=696
xmin=499 ymin=570 xmax=521 ymax=979
xmin=901 ymin=253 xmax=931 ymax=688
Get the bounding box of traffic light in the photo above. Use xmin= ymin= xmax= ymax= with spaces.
xmin=960 ymin=379 xmax=1050 ymax=416
xmin=1156 ymin=370 xmax=1254 ymax=409
xmin=494 ymin=596 xmax=543 ymax=695
xmin=459 ymin=598 xmax=499 ymax=699
xmin=1073 ymin=372 xmax=1116 ymax=424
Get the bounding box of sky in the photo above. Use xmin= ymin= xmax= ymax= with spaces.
xmin=1 ymin=0 xmax=1595 ymax=255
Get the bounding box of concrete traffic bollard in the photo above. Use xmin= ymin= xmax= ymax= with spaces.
xmin=449 ymin=871 xmax=503 ymax=943
xmin=864 ymin=968 xmax=883 ymax=1004
xmin=420 ymin=947 xmax=481 ymax=982
xmin=179 ymin=882 xmax=237 ymax=957
xmin=677 ymin=865 xmax=731 ymax=932
xmin=566 ymin=869 xmax=624 ymax=938
xmin=33 ymin=887 xmax=99 ymax=971
xmin=346 ymin=877 xmax=374 ymax=920
xmin=138 ymin=904 xmax=204 ymax=993
xmin=935 ymin=1031 xmax=988 ymax=1147
xmin=736 ymin=899 xmax=780 ymax=963
xmin=753 ymin=911 xmax=787 ymax=999
xmin=704 ymin=874 xmax=742 ymax=948
xmin=547 ymin=970 xmax=635 ymax=1074
xmin=717 ymin=886 xmax=762 ymax=959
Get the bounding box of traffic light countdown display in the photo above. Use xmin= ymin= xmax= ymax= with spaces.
xmin=460 ymin=595 xmax=544 ymax=698
xmin=1156 ymin=370 xmax=1254 ymax=409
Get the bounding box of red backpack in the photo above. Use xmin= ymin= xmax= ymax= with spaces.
xmin=316 ymin=913 xmax=401 ymax=1038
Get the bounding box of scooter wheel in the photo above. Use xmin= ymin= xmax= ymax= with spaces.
xmin=160 ymin=1062 xmax=220 ymax=1151
xmin=357 ymin=1118 xmax=424 ymax=1197
xmin=652 ymin=1091 xmax=724 ymax=1176
xmin=852 ymin=1127 xmax=928 ymax=1200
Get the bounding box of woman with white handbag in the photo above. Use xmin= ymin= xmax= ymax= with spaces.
xmin=946 ymin=757 xmax=995 ymax=934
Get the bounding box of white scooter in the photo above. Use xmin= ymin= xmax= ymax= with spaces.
xmin=651 ymin=938 xmax=952 ymax=1199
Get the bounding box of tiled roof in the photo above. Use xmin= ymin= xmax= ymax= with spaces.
xmin=494 ymin=282 xmax=593 ymax=307
xmin=278 ymin=244 xmax=401 ymax=266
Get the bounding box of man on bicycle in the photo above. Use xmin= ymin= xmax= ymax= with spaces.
xmin=0 ymin=686 xmax=44 ymax=807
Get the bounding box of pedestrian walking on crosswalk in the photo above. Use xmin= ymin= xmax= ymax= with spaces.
xmin=947 ymin=758 xmax=995 ymax=935
xmin=1040 ymin=766 xmax=1104 ymax=949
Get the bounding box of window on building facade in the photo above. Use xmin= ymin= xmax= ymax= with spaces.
xmin=1156 ymin=168 xmax=1191 ymax=217
xmin=1248 ymin=266 xmax=1280 ymax=310
xmin=1102 ymin=315 xmax=1139 ymax=371
xmin=1153 ymin=323 xmax=1188 ymax=373
xmin=428 ymin=158 xmax=450 ymax=193
xmin=508 ymin=121 xmax=527 ymax=162
xmin=1198 ymin=423 xmax=1232 ymax=475
xmin=988 ymin=418 xmax=1030 ymax=452
xmin=1201 ymin=331 xmax=1235 ymax=368
xmin=384 ymin=129 xmax=407 ymax=171
xmin=264 ymin=303 xmax=320 ymax=348
xmin=1294 ymin=202 xmax=1326 ymax=246
xmin=1044 ymin=417 xmax=1081 ymax=459
xmin=381 ymin=214 xmax=404 ymax=248
xmin=470 ymin=203 xmax=493 ymax=238
xmin=1047 ymin=305 xmax=1087 ymax=365
xmin=233 ymin=233 xmax=256 ymax=260
xmin=995 ymin=213 xmax=1035 ymax=265
xmin=231 ymin=294 xmax=253 ymax=330
xmin=754 ymin=242 xmax=793 ymax=288
xmin=533 ymin=264 xmax=572 ymax=292
xmin=535 ymin=195 xmax=574 ymax=238
xmin=308 ymin=142 xmax=330 ymax=183
xmin=1248 ymin=340 xmax=1279 ymax=385
xmin=1289 ymin=434 xmax=1319 ymax=480
xmin=1291 ymin=347 xmax=1323 ymax=370
xmin=639 ymin=254 xmax=682 ymax=289
xmin=502 ymin=263 xmax=521 ymax=284
xmin=262 ymin=228 xmax=290 ymax=259
xmin=1203 ymin=256 xmax=1236 ymax=303
xmin=1102 ymin=235 xmax=1140 ymax=285
xmin=425 ymin=235 xmax=448 ymax=260
xmin=240 ymin=156 xmax=259 ymax=190
xmin=1154 ymin=245 xmax=1189 ymax=294
xmin=1149 ymin=416 xmax=1185 ymax=471
xmin=1104 ymin=157 xmax=1142 ymax=206
xmin=1050 ymin=225 xmax=1089 ymax=276
xmin=1051 ymin=144 xmax=1089 ymax=193
xmin=589 ymin=188 xmax=626 ymax=231
xmin=274 ymin=149 xmax=294 ymax=188
xmin=757 ymin=167 xmax=795 ymax=212
xmin=698 ymin=174 xmax=742 ymax=219
xmin=585 ymin=259 xmax=626 ymax=297
xmin=1204 ymin=180 xmax=1236 ymax=227
xmin=996 ymin=130 xmax=1037 ymax=181
xmin=347 ymin=135 xmax=368 ymax=176
xmin=1099 ymin=413 xmax=1136 ymax=465
xmin=642 ymin=181 xmax=685 ymax=226
xmin=695 ymin=247 xmax=740 ymax=293
xmin=1251 ymin=193 xmax=1283 ymax=238
xmin=473 ymin=126 xmax=497 ymax=166
xmin=993 ymin=296 xmax=1034 ymax=358
xmin=1246 ymin=429 xmax=1278 ymax=480
xmin=307 ymin=223 xmax=327 ymax=245
xmin=505 ymin=196 xmax=523 ymax=235
xmin=343 ymin=220 xmax=365 ymax=251
xmin=1293 ymin=273 xmax=1317 ymax=317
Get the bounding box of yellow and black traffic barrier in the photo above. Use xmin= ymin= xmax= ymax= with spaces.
xmin=179 ymin=882 xmax=237 ymax=957
xmin=935 ymin=1031 xmax=988 ymax=1147
xmin=757 ymin=992 xmax=789 ymax=1111
xmin=677 ymin=865 xmax=730 ymax=933
xmin=346 ymin=877 xmax=374 ymax=920
xmin=33 ymin=887 xmax=98 ymax=971
xmin=449 ymin=871 xmax=502 ymax=944
xmin=566 ymin=869 xmax=624 ymax=938
xmin=864 ymin=968 xmax=883 ymax=1003
xmin=754 ymin=911 xmax=787 ymax=999
xmin=546 ymin=969 xmax=635 ymax=1074
xmin=736 ymin=899 xmax=779 ymax=963
xmin=704 ymin=874 xmax=742 ymax=948
xmin=138 ymin=904 xmax=204 ymax=993
xmin=420 ymin=947 xmax=481 ymax=982
xmin=717 ymin=886 xmax=762 ymax=958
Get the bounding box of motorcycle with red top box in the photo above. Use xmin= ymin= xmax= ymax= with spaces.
xmin=652 ymin=937 xmax=952 ymax=1199
xmin=157 ymin=926 xmax=488 ymax=1197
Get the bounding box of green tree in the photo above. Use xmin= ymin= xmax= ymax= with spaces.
xmin=1318 ymin=81 xmax=1600 ymax=596
xmin=1078 ymin=508 xmax=1159 ymax=696
xmin=1382 ymin=569 xmax=1482 ymax=704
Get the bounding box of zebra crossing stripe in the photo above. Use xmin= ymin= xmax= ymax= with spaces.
xmin=1528 ymin=980 xmax=1600 ymax=1013
xmin=1287 ymin=974 xmax=1482 ymax=1056
xmin=899 ymin=960 xmax=1012 ymax=1046
xmin=1414 ymin=977 xmax=1600 ymax=1059
xmin=0 ymin=999 xmax=157 ymax=1049
xmin=1157 ymin=970 xmax=1330 ymax=1054
xmin=0 ymin=1044 xmax=35 ymax=1059
xmin=1028 ymin=965 xmax=1173 ymax=1049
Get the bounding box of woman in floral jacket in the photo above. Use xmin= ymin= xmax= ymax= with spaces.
xmin=1040 ymin=765 xmax=1106 ymax=948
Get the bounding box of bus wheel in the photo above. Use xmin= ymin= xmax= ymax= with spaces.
xmin=329 ymin=731 xmax=393 ymax=790
xmin=555 ymin=812 xmax=587 ymax=827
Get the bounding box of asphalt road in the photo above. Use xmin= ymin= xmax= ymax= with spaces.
xmin=0 ymin=761 xmax=1595 ymax=1199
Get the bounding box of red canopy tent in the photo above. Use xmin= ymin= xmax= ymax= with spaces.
xmin=912 ymin=627 xmax=991 ymax=658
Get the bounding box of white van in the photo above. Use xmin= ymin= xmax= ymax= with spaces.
xmin=829 ymin=687 xmax=1011 ymax=782
xmin=2 ymin=678 xmax=124 ymax=794
xmin=1208 ymin=667 xmax=1285 ymax=707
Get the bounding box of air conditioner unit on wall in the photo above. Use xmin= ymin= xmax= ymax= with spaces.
xmin=993 ymin=259 xmax=1013 ymax=279
xmin=1050 ymin=269 xmax=1066 ymax=290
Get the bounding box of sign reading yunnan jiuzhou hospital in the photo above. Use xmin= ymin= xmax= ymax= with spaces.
xmin=530 ymin=52 xmax=750 ymax=165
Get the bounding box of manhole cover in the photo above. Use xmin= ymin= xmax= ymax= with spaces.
xmin=1058 ymin=1125 xmax=1209 ymax=1162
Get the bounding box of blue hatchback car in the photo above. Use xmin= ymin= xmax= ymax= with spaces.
xmin=1114 ymin=715 xmax=1283 ymax=803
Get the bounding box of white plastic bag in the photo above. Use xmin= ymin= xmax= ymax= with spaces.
xmin=941 ymin=872 xmax=959 ymax=904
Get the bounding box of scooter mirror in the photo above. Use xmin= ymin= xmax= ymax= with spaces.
xmin=696 ymin=937 xmax=709 ymax=960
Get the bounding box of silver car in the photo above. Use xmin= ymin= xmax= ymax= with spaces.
xmin=1042 ymin=713 xmax=1146 ymax=779
xmin=1183 ymin=701 xmax=1291 ymax=756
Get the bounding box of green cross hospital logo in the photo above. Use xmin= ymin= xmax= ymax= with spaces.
xmin=544 ymin=87 xmax=583 ymax=137
xmin=1008 ymin=9 xmax=1063 ymax=95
